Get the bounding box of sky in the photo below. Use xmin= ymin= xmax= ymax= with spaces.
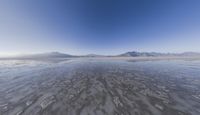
xmin=0 ymin=0 xmax=200 ymax=55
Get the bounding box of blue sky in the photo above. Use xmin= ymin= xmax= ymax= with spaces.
xmin=0 ymin=0 xmax=200 ymax=55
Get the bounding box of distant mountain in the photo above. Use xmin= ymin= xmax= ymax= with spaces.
xmin=119 ymin=51 xmax=200 ymax=57
xmin=84 ymin=54 xmax=105 ymax=57
xmin=1 ymin=51 xmax=200 ymax=59
xmin=119 ymin=51 xmax=166 ymax=57
xmin=23 ymin=52 xmax=75 ymax=58
xmin=2 ymin=52 xmax=75 ymax=59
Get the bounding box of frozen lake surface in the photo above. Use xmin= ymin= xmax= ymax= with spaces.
xmin=0 ymin=58 xmax=200 ymax=115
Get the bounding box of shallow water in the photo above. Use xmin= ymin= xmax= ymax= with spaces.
xmin=0 ymin=59 xmax=200 ymax=115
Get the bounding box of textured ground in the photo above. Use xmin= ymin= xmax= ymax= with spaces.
xmin=0 ymin=59 xmax=200 ymax=115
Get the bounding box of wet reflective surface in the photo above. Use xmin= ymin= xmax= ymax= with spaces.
xmin=0 ymin=59 xmax=200 ymax=115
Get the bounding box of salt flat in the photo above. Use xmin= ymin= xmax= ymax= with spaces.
xmin=0 ymin=58 xmax=200 ymax=115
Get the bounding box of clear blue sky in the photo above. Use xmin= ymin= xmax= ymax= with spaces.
xmin=0 ymin=0 xmax=200 ymax=55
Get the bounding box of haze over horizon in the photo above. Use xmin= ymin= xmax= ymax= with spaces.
xmin=0 ymin=0 xmax=200 ymax=56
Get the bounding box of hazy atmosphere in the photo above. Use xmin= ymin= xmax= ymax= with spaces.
xmin=0 ymin=0 xmax=200 ymax=55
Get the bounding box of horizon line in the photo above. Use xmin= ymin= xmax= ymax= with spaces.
xmin=0 ymin=51 xmax=200 ymax=57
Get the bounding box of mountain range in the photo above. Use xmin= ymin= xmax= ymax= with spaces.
xmin=1 ymin=51 xmax=200 ymax=59
xmin=119 ymin=51 xmax=200 ymax=57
